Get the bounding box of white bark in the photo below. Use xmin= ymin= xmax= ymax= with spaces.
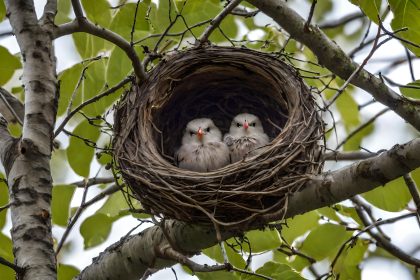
xmin=3 ymin=0 xmax=58 ymax=279
xmin=77 ymin=138 xmax=420 ymax=280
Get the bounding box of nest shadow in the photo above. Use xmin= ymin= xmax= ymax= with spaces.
xmin=113 ymin=46 xmax=324 ymax=230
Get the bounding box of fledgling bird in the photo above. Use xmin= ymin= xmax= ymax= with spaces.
xmin=224 ymin=113 xmax=269 ymax=163
xmin=175 ymin=118 xmax=230 ymax=172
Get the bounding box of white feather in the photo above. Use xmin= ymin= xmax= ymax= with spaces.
xmin=224 ymin=113 xmax=269 ymax=163
xmin=176 ymin=118 xmax=230 ymax=172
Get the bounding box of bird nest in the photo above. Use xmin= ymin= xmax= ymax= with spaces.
xmin=113 ymin=46 xmax=324 ymax=230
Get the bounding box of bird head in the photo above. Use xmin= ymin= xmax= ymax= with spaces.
xmin=182 ymin=118 xmax=222 ymax=145
xmin=229 ymin=113 xmax=265 ymax=137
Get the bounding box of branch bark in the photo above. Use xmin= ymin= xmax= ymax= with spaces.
xmin=3 ymin=0 xmax=59 ymax=279
xmin=77 ymin=138 xmax=420 ymax=280
xmin=247 ymin=0 xmax=420 ymax=131
xmin=0 ymin=87 xmax=24 ymax=125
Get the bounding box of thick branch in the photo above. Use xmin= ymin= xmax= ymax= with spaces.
xmin=247 ymin=0 xmax=420 ymax=131
xmin=77 ymin=138 xmax=420 ymax=280
xmin=53 ymin=1 xmax=146 ymax=83
xmin=0 ymin=116 xmax=17 ymax=174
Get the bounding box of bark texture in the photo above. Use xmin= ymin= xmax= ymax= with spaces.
xmin=78 ymin=138 xmax=420 ymax=280
xmin=2 ymin=1 xmax=58 ymax=279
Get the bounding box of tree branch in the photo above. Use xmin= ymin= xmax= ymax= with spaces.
xmin=318 ymin=12 xmax=365 ymax=29
xmin=52 ymin=0 xmax=146 ymax=83
xmin=0 ymin=87 xmax=24 ymax=125
xmin=198 ymin=0 xmax=243 ymax=44
xmin=247 ymin=0 xmax=420 ymax=131
xmin=77 ymin=138 xmax=420 ymax=280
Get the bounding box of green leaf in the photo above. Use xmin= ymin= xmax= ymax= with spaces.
xmin=57 ymin=263 xmax=80 ymax=280
xmin=96 ymin=191 xmax=129 ymax=219
xmin=300 ymin=223 xmax=351 ymax=261
xmin=7 ymin=122 xmax=22 ymax=137
xmin=110 ymin=2 xmax=150 ymax=41
xmin=363 ymin=176 xmax=411 ymax=212
xmin=0 ymin=175 xmax=8 ymax=230
xmin=0 ymin=46 xmax=22 ymax=86
xmin=202 ymin=244 xmax=224 ymax=263
xmin=81 ymin=0 xmax=111 ymax=27
xmin=244 ymin=229 xmax=282 ymax=253
xmin=400 ymin=80 xmax=420 ymax=99
xmin=202 ymin=243 xmax=246 ymax=269
xmin=57 ymin=63 xmax=84 ymax=116
xmin=248 ymin=262 xmax=304 ymax=280
xmin=195 ymin=270 xmax=239 ymax=280
xmin=333 ymin=239 xmax=368 ymax=280
xmin=280 ymin=211 xmax=319 ymax=243
xmin=72 ymin=33 xmax=108 ymax=59
xmin=0 ymin=1 xmax=5 ymax=21
xmin=335 ymin=90 xmax=360 ymax=131
xmin=343 ymin=122 xmax=374 ymax=151
xmin=52 ymin=185 xmax=76 ymax=226
xmin=106 ymin=47 xmax=132 ymax=86
xmin=0 ymin=233 xmax=14 ymax=280
xmin=349 ymin=0 xmax=382 ymax=23
xmin=56 ymin=0 xmax=72 ymax=25
xmin=66 ymin=119 xmax=101 ymax=177
xmin=80 ymin=213 xmax=113 ymax=248
xmin=389 ymin=0 xmax=420 ymax=56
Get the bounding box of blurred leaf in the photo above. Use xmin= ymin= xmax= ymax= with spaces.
xmin=0 ymin=1 xmax=5 ymax=21
xmin=52 ymin=185 xmax=76 ymax=226
xmin=363 ymin=176 xmax=411 ymax=212
xmin=0 ymin=46 xmax=22 ymax=86
xmin=81 ymin=0 xmax=111 ymax=27
xmin=66 ymin=119 xmax=101 ymax=177
xmin=57 ymin=63 xmax=84 ymax=116
xmin=281 ymin=211 xmax=319 ymax=243
xmin=56 ymin=0 xmax=72 ymax=25
xmin=400 ymin=80 xmax=420 ymax=99
xmin=300 ymin=223 xmax=351 ymax=261
xmin=0 ymin=233 xmax=14 ymax=280
xmin=202 ymin=243 xmax=246 ymax=269
xmin=7 ymin=122 xmax=22 ymax=138
xmin=389 ymin=0 xmax=420 ymax=57
xmin=209 ymin=15 xmax=238 ymax=43
xmin=333 ymin=239 xmax=368 ymax=280
xmin=80 ymin=213 xmax=113 ymax=248
xmin=0 ymin=174 xmax=8 ymax=230
xmin=96 ymin=190 xmax=128 ymax=219
xmin=149 ymin=0 xmax=181 ymax=33
xmin=57 ymin=263 xmax=80 ymax=280
xmin=335 ymin=205 xmax=363 ymax=226
xmin=310 ymin=0 xmax=333 ymax=22
xmin=110 ymin=2 xmax=150 ymax=41
xmin=72 ymin=33 xmax=109 ymax=59
xmin=272 ymin=250 xmax=312 ymax=272
xmin=244 ymin=229 xmax=282 ymax=253
xmin=336 ymin=90 xmax=360 ymax=131
xmin=195 ymin=270 xmax=239 ymax=280
xmin=349 ymin=0 xmax=382 ymax=23
xmin=343 ymin=122 xmax=374 ymax=151
xmin=106 ymin=47 xmax=132 ymax=86
xmin=202 ymin=244 xmax=224 ymax=263
xmin=243 ymin=261 xmax=304 ymax=280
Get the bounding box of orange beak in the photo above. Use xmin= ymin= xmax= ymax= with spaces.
xmin=197 ymin=128 xmax=203 ymax=141
xmin=243 ymin=121 xmax=249 ymax=130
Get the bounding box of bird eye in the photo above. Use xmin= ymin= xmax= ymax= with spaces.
xmin=236 ymin=123 xmax=241 ymax=127
xmin=251 ymin=122 xmax=256 ymax=127
xmin=205 ymin=127 xmax=210 ymax=132
xmin=190 ymin=131 xmax=195 ymax=136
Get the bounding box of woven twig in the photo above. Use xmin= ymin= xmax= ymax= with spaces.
xmin=113 ymin=46 xmax=324 ymax=230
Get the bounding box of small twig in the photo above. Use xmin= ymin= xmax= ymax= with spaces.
xmin=277 ymin=244 xmax=316 ymax=264
xmin=69 ymin=176 xmax=115 ymax=188
xmin=380 ymin=74 xmax=420 ymax=90
xmin=54 ymin=76 xmax=132 ymax=137
xmin=322 ymin=151 xmax=377 ymax=161
xmin=130 ymin=0 xmax=141 ymax=45
xmin=0 ymin=256 xmax=24 ymax=274
xmin=0 ymin=31 xmax=14 ymax=38
xmin=0 ymin=88 xmax=24 ymax=126
xmin=403 ymin=173 xmax=420 ymax=228
xmin=66 ymin=66 xmax=88 ymax=117
xmin=326 ymin=25 xmax=382 ymax=108
xmin=304 ymin=0 xmax=317 ymax=32
xmin=319 ymin=12 xmax=365 ymax=29
xmin=336 ymin=108 xmax=390 ymax=149
xmin=379 ymin=23 xmax=420 ymax=50
xmin=405 ymin=48 xmax=416 ymax=82
xmin=198 ymin=0 xmax=243 ymax=44
xmin=230 ymin=7 xmax=259 ymax=17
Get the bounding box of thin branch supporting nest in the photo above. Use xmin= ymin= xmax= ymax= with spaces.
xmin=113 ymin=46 xmax=324 ymax=230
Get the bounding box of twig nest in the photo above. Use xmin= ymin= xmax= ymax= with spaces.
xmin=113 ymin=46 xmax=323 ymax=229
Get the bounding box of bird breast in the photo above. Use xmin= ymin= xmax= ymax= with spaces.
xmin=177 ymin=142 xmax=230 ymax=172
xmin=229 ymin=136 xmax=267 ymax=163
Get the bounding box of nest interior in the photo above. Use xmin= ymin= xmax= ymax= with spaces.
xmin=113 ymin=46 xmax=323 ymax=229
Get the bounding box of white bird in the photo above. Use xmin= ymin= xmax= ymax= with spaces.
xmin=175 ymin=118 xmax=230 ymax=172
xmin=224 ymin=113 xmax=269 ymax=163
